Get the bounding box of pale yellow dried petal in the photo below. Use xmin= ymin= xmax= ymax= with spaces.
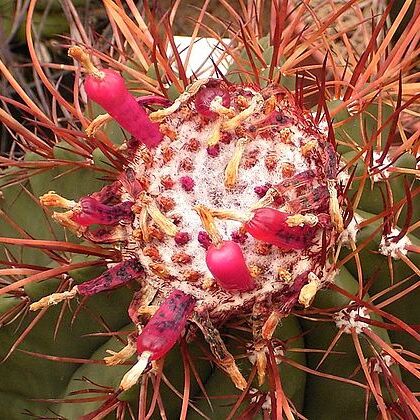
xmin=207 ymin=120 xmax=221 ymax=146
xmin=210 ymin=208 xmax=250 ymax=222
xmin=104 ymin=342 xmax=136 ymax=366
xmin=250 ymin=187 xmax=278 ymax=210
xmin=29 ymin=287 xmax=77 ymax=311
xmin=210 ymin=96 xmax=235 ymax=117
xmin=39 ymin=191 xmax=77 ymax=209
xmin=147 ymin=201 xmax=178 ymax=236
xmin=220 ymin=357 xmax=247 ymax=390
xmin=328 ymin=180 xmax=344 ymax=232
xmin=52 ymin=211 xmax=86 ymax=237
xmin=224 ymin=137 xmax=248 ymax=188
xmin=86 ymin=113 xmax=112 ymax=137
xmin=286 ymin=213 xmax=318 ymax=227
xmin=119 ymin=352 xmax=151 ymax=391
xmin=150 ymin=79 xmax=209 ymax=122
xmin=194 ymin=205 xmax=222 ymax=245
xmin=222 ymin=92 xmax=264 ymax=131
xmin=68 ymin=46 xmax=104 ymax=79
xmin=298 ymin=273 xmax=321 ymax=308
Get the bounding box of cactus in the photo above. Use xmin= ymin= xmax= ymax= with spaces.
xmin=0 ymin=1 xmax=419 ymax=419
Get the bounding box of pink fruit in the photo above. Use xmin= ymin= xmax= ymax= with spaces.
xmin=84 ymin=69 xmax=162 ymax=148
xmin=206 ymin=240 xmax=255 ymax=292
xmin=136 ymin=289 xmax=195 ymax=360
xmin=77 ymin=259 xmax=144 ymax=296
xmin=71 ymin=197 xmax=133 ymax=226
xmin=245 ymin=208 xmax=317 ymax=250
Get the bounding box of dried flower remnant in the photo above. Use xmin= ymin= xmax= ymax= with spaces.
xmin=195 ymin=85 xmax=231 ymax=119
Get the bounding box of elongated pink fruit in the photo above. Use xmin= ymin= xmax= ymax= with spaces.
xmin=71 ymin=197 xmax=133 ymax=226
xmin=136 ymin=290 xmax=195 ymax=360
xmin=29 ymin=259 xmax=144 ymax=312
xmin=77 ymin=259 xmax=144 ymax=296
xmin=206 ymin=240 xmax=255 ymax=292
xmin=84 ymin=69 xmax=162 ymax=148
xmin=245 ymin=208 xmax=317 ymax=250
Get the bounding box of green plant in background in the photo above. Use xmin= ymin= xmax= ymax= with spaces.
xmin=0 ymin=1 xmax=419 ymax=419
xmin=0 ymin=0 xmax=100 ymax=41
